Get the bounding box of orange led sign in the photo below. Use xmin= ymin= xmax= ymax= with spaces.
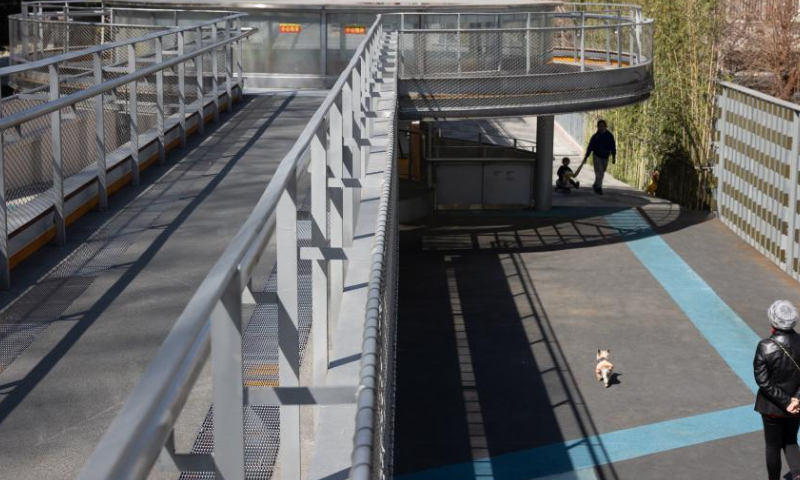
xmin=344 ymin=25 xmax=367 ymax=35
xmin=279 ymin=23 xmax=301 ymax=33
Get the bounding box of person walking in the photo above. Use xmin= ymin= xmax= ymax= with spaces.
xmin=580 ymin=119 xmax=616 ymax=195
xmin=755 ymin=300 xmax=800 ymax=480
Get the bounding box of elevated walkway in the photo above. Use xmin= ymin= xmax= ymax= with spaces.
xmin=0 ymin=91 xmax=323 ymax=480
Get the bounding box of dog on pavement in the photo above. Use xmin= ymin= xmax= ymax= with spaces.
xmin=596 ymin=350 xmax=614 ymax=388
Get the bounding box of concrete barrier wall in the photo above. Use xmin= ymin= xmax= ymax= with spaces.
xmin=555 ymin=112 xmax=586 ymax=148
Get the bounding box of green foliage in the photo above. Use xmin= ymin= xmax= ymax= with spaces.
xmin=586 ymin=0 xmax=720 ymax=206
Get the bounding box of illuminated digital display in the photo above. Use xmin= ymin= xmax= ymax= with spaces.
xmin=279 ymin=23 xmax=301 ymax=33
xmin=344 ymin=25 xmax=367 ymax=35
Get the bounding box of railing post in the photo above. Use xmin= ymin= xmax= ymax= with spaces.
xmin=195 ymin=27 xmax=205 ymax=134
xmin=0 ymin=86 xmax=9 ymax=290
xmin=64 ymin=2 xmax=70 ymax=54
xmin=49 ymin=63 xmax=66 ymax=245
xmin=787 ymin=110 xmax=800 ymax=278
xmin=178 ymin=31 xmax=187 ymax=148
xmin=210 ymin=272 xmax=246 ymax=480
xmin=356 ymin=59 xmax=368 ymax=176
xmin=311 ymin=121 xmax=329 ymax=385
xmin=605 ymin=18 xmax=611 ymax=64
xmin=225 ymin=20 xmax=233 ymax=108
xmin=525 ymin=13 xmax=530 ymax=74
xmin=37 ymin=5 xmax=44 ymax=60
xmin=156 ymin=35 xmax=165 ymax=165
xmin=278 ymin=166 xmax=301 ymax=480
xmin=457 ymin=13 xmax=462 ymax=75
xmin=128 ymin=44 xmax=139 ymax=186
xmin=579 ymin=12 xmax=586 ymax=72
xmin=616 ymin=11 xmax=622 ymax=66
xmin=329 ymin=93 xmax=344 ymax=323
xmin=628 ymin=9 xmax=634 ymax=66
xmin=236 ymin=18 xmax=243 ymax=91
xmin=21 ymin=4 xmax=29 ymax=59
xmin=211 ymin=23 xmax=219 ymax=123
xmin=343 ymin=70 xmax=358 ymax=244
xmin=93 ymin=52 xmax=108 ymax=210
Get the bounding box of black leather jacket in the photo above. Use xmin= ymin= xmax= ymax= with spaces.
xmin=754 ymin=330 xmax=800 ymax=416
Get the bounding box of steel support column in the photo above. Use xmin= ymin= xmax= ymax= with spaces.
xmin=535 ymin=115 xmax=554 ymax=211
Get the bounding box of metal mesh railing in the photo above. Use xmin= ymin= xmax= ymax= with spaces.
xmin=0 ymin=2 xmax=252 ymax=289
xmin=396 ymin=4 xmax=654 ymax=116
xmin=75 ymin=16 xmax=396 ymax=480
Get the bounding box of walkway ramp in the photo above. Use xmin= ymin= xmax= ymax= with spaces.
xmin=393 ymin=161 xmax=800 ymax=479
xmin=0 ymin=92 xmax=322 ymax=480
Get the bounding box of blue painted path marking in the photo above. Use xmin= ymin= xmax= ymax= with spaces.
xmin=605 ymin=209 xmax=761 ymax=393
xmin=398 ymin=405 xmax=761 ymax=480
xmin=398 ymin=208 xmax=766 ymax=480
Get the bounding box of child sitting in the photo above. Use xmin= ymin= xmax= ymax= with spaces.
xmin=556 ymin=157 xmax=580 ymax=191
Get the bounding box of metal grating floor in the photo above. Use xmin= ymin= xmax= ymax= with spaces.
xmin=180 ymin=194 xmax=314 ymax=480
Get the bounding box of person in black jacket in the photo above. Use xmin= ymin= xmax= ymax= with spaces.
xmin=755 ymin=300 xmax=800 ymax=480
xmin=579 ymin=119 xmax=616 ymax=195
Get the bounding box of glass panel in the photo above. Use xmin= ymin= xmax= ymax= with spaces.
xmin=242 ymin=12 xmax=322 ymax=75
xmin=326 ymin=13 xmax=377 ymax=75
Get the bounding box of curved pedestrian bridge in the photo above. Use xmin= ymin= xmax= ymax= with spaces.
xmin=6 ymin=3 xmax=783 ymax=480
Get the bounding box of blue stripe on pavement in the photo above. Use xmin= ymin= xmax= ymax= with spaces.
xmin=604 ymin=209 xmax=761 ymax=393
xmin=396 ymin=405 xmax=760 ymax=480
xmin=398 ymin=208 xmax=765 ymax=480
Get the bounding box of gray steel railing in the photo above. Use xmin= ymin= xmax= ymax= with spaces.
xmin=77 ymin=14 xmax=396 ymax=480
xmin=398 ymin=3 xmax=652 ymax=78
xmin=0 ymin=3 xmax=253 ymax=289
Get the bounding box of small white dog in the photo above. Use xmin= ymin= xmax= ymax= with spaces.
xmin=595 ymin=349 xmax=614 ymax=388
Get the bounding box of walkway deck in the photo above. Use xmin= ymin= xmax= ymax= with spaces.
xmin=0 ymin=91 xmax=323 ymax=480
xmin=394 ymin=154 xmax=800 ymax=479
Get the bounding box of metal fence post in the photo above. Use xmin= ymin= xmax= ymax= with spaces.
xmin=236 ymin=18 xmax=243 ymax=91
xmin=64 ymin=2 xmax=70 ymax=54
xmin=211 ymin=23 xmax=219 ymax=123
xmin=787 ymin=110 xmax=800 ymax=277
xmin=49 ymin=63 xmax=66 ymax=246
xmin=278 ymin=167 xmax=301 ymax=480
xmin=579 ymin=12 xmax=585 ymax=72
xmin=37 ymin=5 xmax=44 ymax=60
xmin=0 ymin=86 xmax=9 ymax=290
xmin=616 ymin=11 xmax=622 ymax=66
xmin=456 ymin=13 xmax=461 ymax=73
xmin=156 ymin=35 xmax=166 ymax=165
xmin=628 ymin=9 xmax=634 ymax=66
xmin=195 ymin=27 xmax=205 ymax=134
xmin=21 ymin=4 xmax=29 ymax=59
xmin=225 ymin=20 xmax=233 ymax=109
xmin=329 ymin=93 xmax=344 ymax=324
xmin=342 ymin=73 xmax=357 ymax=245
xmin=311 ymin=121 xmax=329 ymax=385
xmin=605 ymin=19 xmax=611 ymax=64
xmin=93 ymin=52 xmax=108 ymax=210
xmin=128 ymin=44 xmax=139 ymax=187
xmin=178 ymin=31 xmax=187 ymax=148
xmin=525 ymin=13 xmax=530 ymax=74
xmin=210 ymin=273 xmax=246 ymax=480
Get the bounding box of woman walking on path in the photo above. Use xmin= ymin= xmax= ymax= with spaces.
xmin=755 ymin=300 xmax=800 ymax=480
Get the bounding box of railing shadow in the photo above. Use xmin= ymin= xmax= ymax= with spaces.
xmin=393 ymin=205 xmax=712 ymax=479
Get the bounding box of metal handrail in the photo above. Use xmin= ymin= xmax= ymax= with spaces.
xmin=5 ymin=11 xmax=246 ymax=76
xmin=77 ymin=14 xmax=388 ymax=480
xmin=0 ymin=4 xmax=254 ymax=290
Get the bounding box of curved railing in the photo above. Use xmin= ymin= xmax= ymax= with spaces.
xmin=396 ymin=3 xmax=654 ymax=117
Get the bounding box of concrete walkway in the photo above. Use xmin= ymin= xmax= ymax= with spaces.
xmin=394 ymin=150 xmax=800 ymax=478
xmin=0 ymin=92 xmax=323 ymax=480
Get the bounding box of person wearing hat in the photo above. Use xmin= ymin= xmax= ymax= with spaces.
xmin=755 ymin=300 xmax=800 ymax=480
